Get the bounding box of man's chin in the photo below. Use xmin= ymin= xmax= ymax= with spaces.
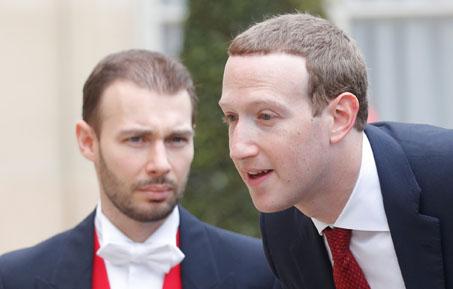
xmin=251 ymin=194 xmax=292 ymax=213
xmin=123 ymin=201 xmax=177 ymax=223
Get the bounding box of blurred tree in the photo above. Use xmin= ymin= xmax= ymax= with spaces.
xmin=181 ymin=0 xmax=324 ymax=237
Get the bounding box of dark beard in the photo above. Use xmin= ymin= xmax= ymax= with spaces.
xmin=98 ymin=150 xmax=186 ymax=223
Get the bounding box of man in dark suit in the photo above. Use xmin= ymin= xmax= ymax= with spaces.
xmin=219 ymin=13 xmax=453 ymax=289
xmin=0 ymin=50 xmax=279 ymax=289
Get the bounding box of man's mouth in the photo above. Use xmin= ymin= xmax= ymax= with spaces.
xmin=247 ymin=169 xmax=273 ymax=179
xmin=137 ymin=184 xmax=173 ymax=193
xmin=135 ymin=183 xmax=175 ymax=202
xmin=135 ymin=178 xmax=177 ymax=193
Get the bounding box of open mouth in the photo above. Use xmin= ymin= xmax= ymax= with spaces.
xmin=247 ymin=169 xmax=273 ymax=179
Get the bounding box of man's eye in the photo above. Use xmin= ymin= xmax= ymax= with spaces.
xmin=170 ymin=136 xmax=187 ymax=143
xmin=166 ymin=136 xmax=190 ymax=147
xmin=258 ymin=112 xmax=275 ymax=121
xmin=128 ymin=136 xmax=144 ymax=143
xmin=222 ymin=114 xmax=238 ymax=124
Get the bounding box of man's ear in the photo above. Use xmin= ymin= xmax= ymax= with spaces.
xmin=327 ymin=92 xmax=359 ymax=144
xmin=75 ymin=120 xmax=98 ymax=162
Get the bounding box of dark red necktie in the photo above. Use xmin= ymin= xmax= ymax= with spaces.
xmin=324 ymin=227 xmax=371 ymax=289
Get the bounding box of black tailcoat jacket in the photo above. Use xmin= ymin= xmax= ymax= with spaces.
xmin=1 ymin=207 xmax=280 ymax=289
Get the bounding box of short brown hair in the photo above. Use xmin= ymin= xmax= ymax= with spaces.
xmin=83 ymin=49 xmax=197 ymax=134
xmin=228 ymin=13 xmax=368 ymax=130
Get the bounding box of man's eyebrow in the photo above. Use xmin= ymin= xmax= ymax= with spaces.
xmin=118 ymin=128 xmax=154 ymax=136
xmin=118 ymin=128 xmax=194 ymax=137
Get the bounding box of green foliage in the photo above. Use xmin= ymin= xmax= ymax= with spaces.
xmin=181 ymin=0 xmax=324 ymax=237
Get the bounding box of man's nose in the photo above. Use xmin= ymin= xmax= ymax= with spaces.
xmin=229 ymin=124 xmax=259 ymax=161
xmin=145 ymin=141 xmax=171 ymax=176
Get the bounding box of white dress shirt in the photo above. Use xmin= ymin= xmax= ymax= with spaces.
xmin=94 ymin=205 xmax=184 ymax=289
xmin=311 ymin=133 xmax=406 ymax=289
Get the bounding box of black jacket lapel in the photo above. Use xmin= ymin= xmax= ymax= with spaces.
xmin=366 ymin=125 xmax=445 ymax=289
xmin=290 ymin=210 xmax=335 ymax=289
xmin=179 ymin=207 xmax=232 ymax=289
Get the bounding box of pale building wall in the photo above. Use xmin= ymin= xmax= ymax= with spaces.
xmin=0 ymin=0 xmax=186 ymax=253
xmin=326 ymin=0 xmax=453 ymax=128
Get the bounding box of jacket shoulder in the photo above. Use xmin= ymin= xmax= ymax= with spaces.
xmin=368 ymin=122 xmax=453 ymax=158
xmin=0 ymin=212 xmax=95 ymax=288
xmin=367 ymin=122 xmax=453 ymax=186
xmin=0 ymin=229 xmax=72 ymax=287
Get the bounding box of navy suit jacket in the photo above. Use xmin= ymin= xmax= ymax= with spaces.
xmin=0 ymin=207 xmax=280 ymax=289
xmin=260 ymin=122 xmax=453 ymax=289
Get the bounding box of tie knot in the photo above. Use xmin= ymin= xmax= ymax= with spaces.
xmin=323 ymin=227 xmax=352 ymax=257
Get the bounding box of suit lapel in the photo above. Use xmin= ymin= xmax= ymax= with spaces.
xmin=290 ymin=209 xmax=335 ymax=289
xmin=366 ymin=125 xmax=445 ymax=289
xmin=179 ymin=207 xmax=233 ymax=289
xmin=37 ymin=211 xmax=95 ymax=289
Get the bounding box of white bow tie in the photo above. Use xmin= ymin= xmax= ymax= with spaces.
xmin=97 ymin=242 xmax=185 ymax=274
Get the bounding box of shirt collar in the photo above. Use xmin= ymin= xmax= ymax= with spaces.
xmin=312 ymin=133 xmax=389 ymax=234
xmin=95 ymin=203 xmax=180 ymax=248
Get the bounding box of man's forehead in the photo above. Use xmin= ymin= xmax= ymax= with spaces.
xmin=98 ymin=81 xmax=193 ymax=132
xmin=221 ymin=55 xmax=309 ymax=108
xmin=100 ymin=81 xmax=188 ymax=109
xmin=223 ymin=54 xmax=308 ymax=89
